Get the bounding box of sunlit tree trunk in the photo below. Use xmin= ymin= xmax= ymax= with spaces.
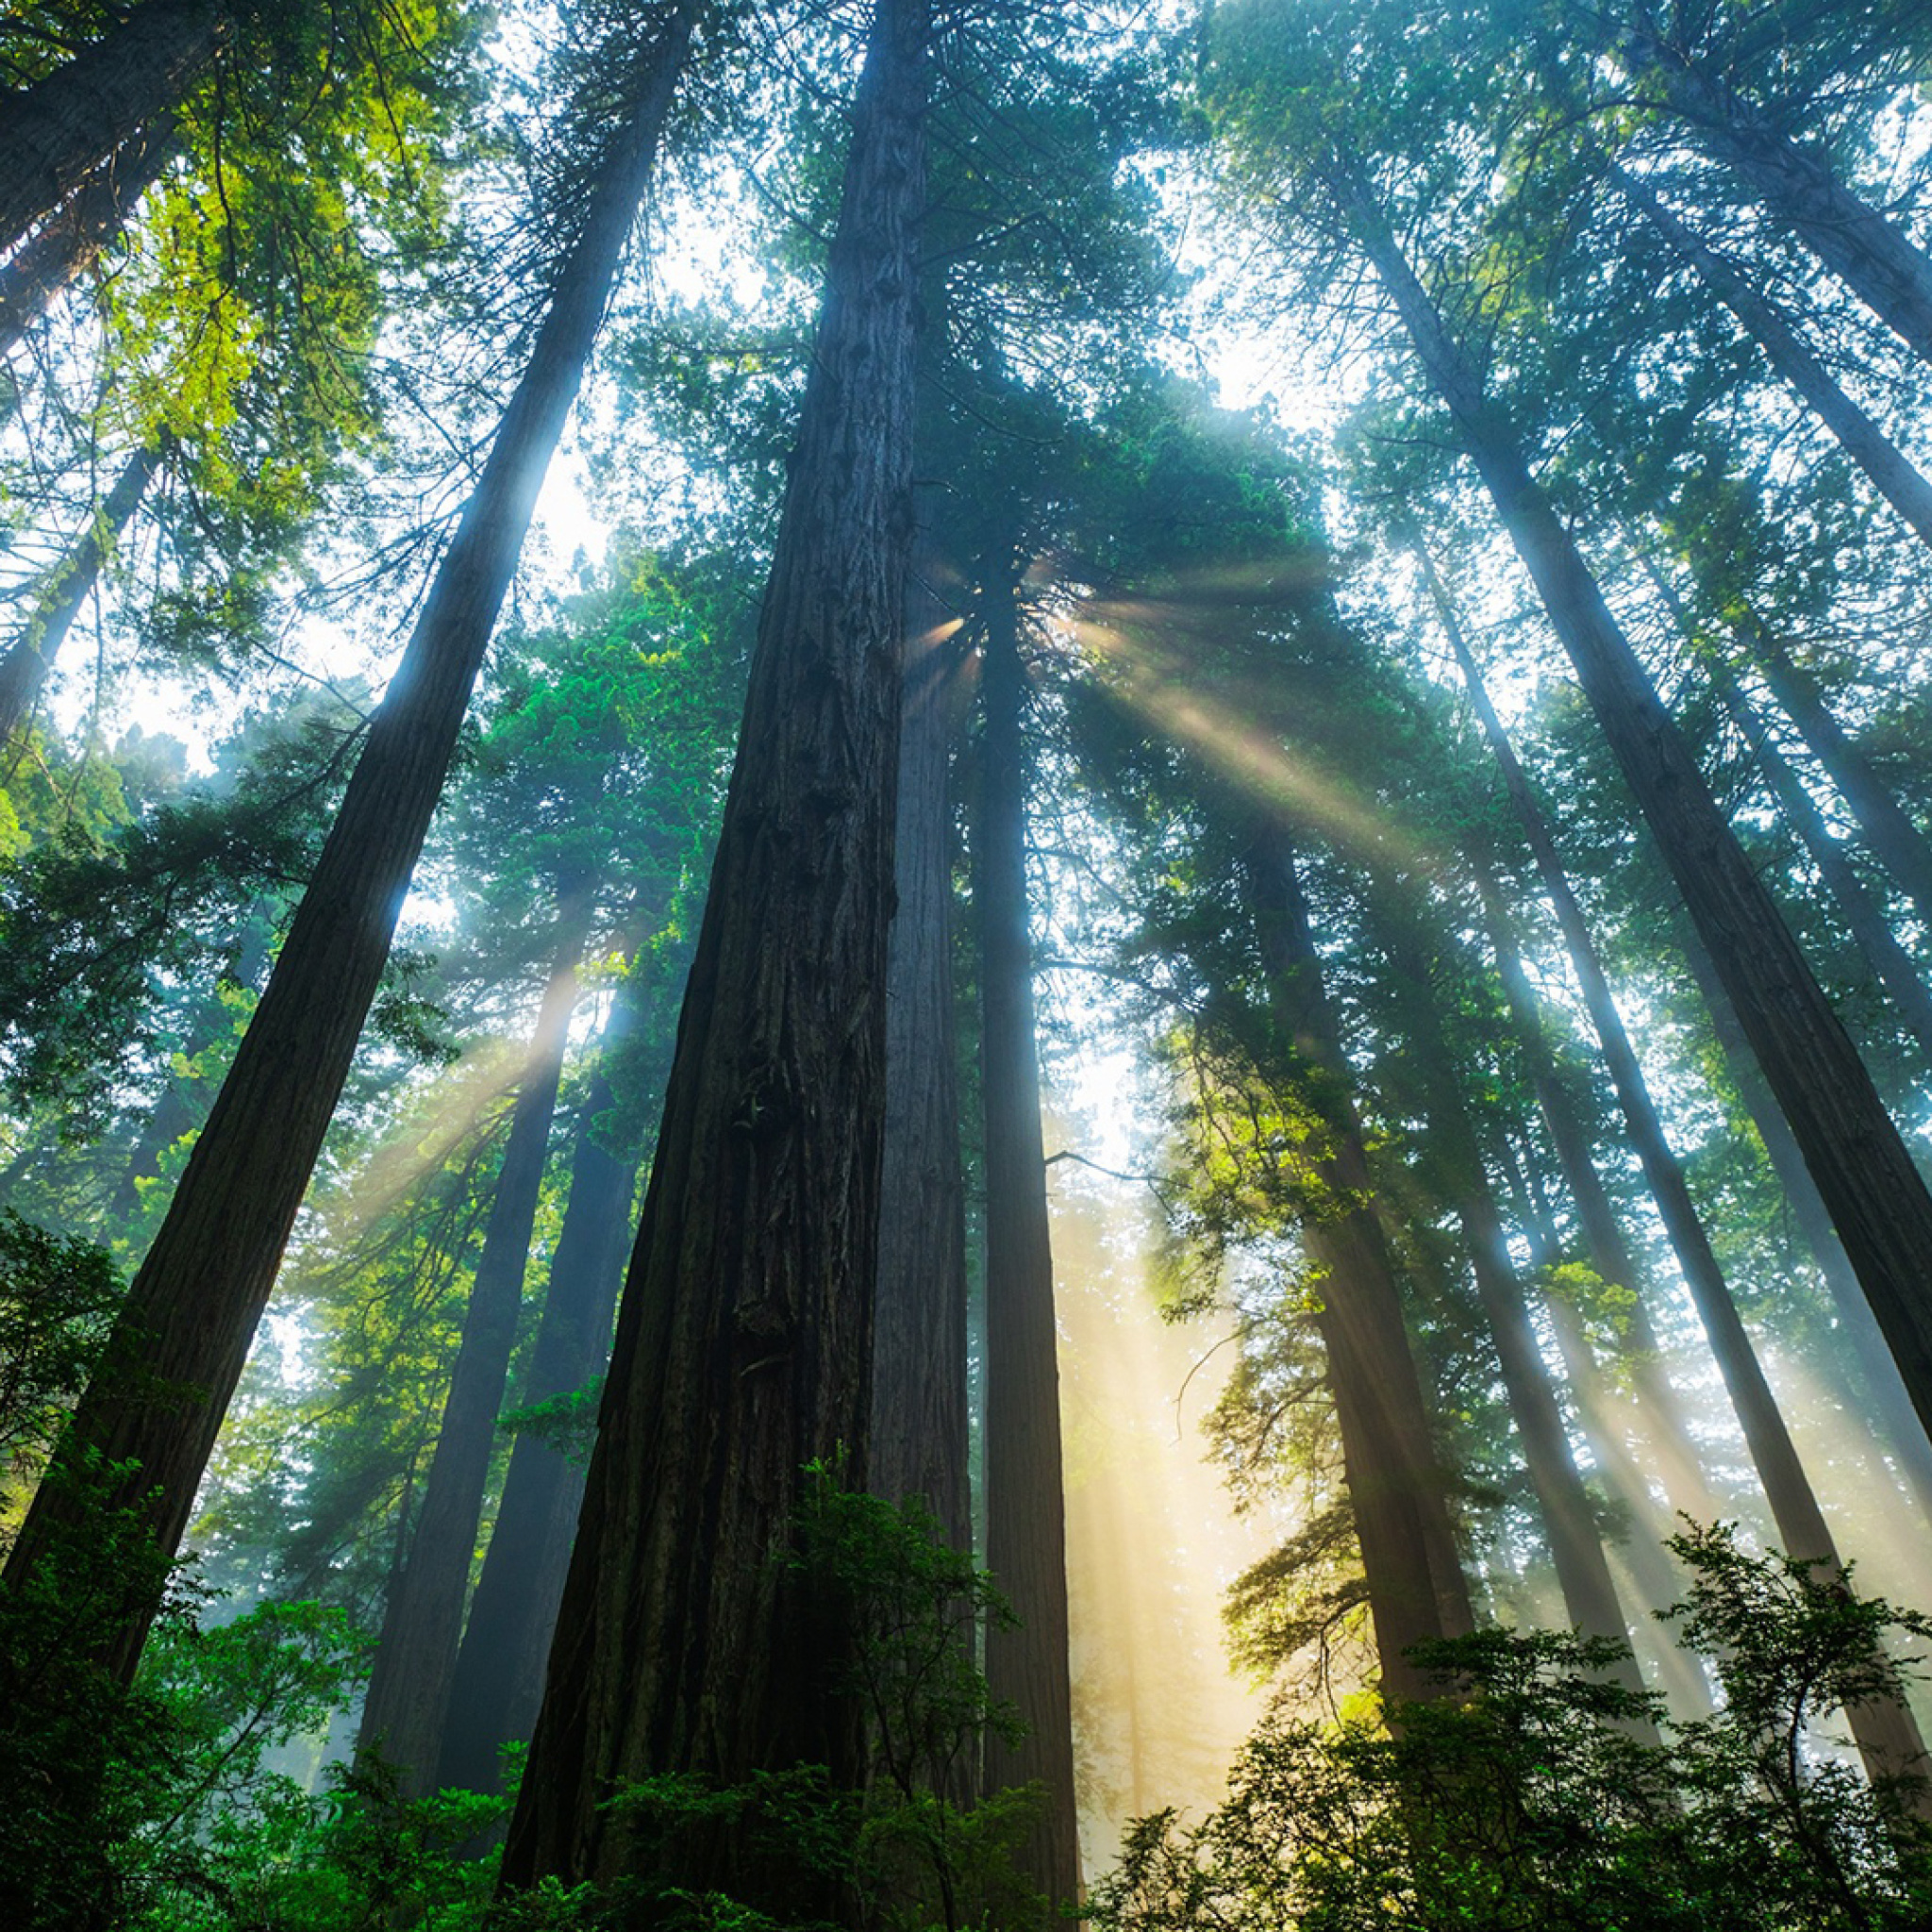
xmin=975 ymin=557 xmax=1081 ymax=1907
xmin=358 ymin=898 xmax=590 ymax=1791
xmin=1 ymin=3 xmax=695 ymax=1681
xmin=0 ymin=114 xmax=175 ymax=356
xmin=0 ymin=0 xmax=224 ymax=258
xmin=873 ymin=508 xmax=970 ymax=1552
xmin=0 ymin=441 xmax=161 ymax=746
xmin=435 ymin=1024 xmax=641 ymax=1798
xmin=1246 ymin=823 xmax=1475 ymax=1705
xmin=1431 ymin=557 xmax=1930 ymax=1792
xmin=1624 ymin=25 xmax=1932 ymax=368
xmin=1612 ymin=164 xmax=1932 ymax=550
xmin=497 ymin=0 xmax=928 ymax=1900
xmin=1343 ymin=158 xmax=1932 ymax=1494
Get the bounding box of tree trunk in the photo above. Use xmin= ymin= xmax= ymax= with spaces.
xmin=435 ymin=1036 xmax=641 ymax=1798
xmin=0 ymin=113 xmax=176 ymax=356
xmin=1741 ymin=619 xmax=1932 ymax=930
xmin=1613 ymin=163 xmax=1932 ymax=550
xmin=1246 ymin=823 xmax=1475 ymax=1705
xmin=975 ymin=559 xmax=1081 ymax=1907
xmin=0 ymin=441 xmax=161 ymax=746
xmin=872 ymin=508 xmax=970 ymax=1553
xmin=1624 ymin=28 xmax=1932 ymax=368
xmin=1345 ymin=159 xmax=1932 ymax=1481
xmin=1 ymin=3 xmax=694 ymax=1681
xmin=497 ymin=0 xmax=928 ymax=1902
xmin=357 ymin=901 xmax=590 ymax=1791
xmin=0 ymin=0 xmax=224 ymax=258
xmin=1428 ymin=549 xmax=1930 ymax=1792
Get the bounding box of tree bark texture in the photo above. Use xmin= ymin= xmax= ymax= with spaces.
xmin=358 ymin=904 xmax=590 ymax=1791
xmin=1613 ymin=164 xmax=1932 ymax=551
xmin=1625 ymin=30 xmax=1932 ymax=369
xmin=1346 ymin=163 xmax=1932 ymax=1485
xmin=0 ymin=0 xmax=223 ymax=258
xmin=1246 ymin=824 xmax=1476 ymax=1705
xmin=975 ymin=563 xmax=1081 ymax=1908
xmin=872 ymin=509 xmax=971 ymax=1553
xmin=497 ymin=0 xmax=928 ymax=1899
xmin=1 ymin=5 xmax=694 ymax=1679
xmin=1434 ymin=569 xmax=1929 ymax=1790
xmin=436 ymin=1045 xmax=641 ymax=1797
xmin=0 ymin=112 xmax=176 ymax=356
xmin=0 ymin=441 xmax=161 ymax=746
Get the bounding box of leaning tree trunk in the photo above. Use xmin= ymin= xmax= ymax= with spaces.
xmin=0 ymin=0 xmax=225 ymax=258
xmin=1246 ymin=822 xmax=1475 ymax=1705
xmin=1612 ymin=164 xmax=1932 ymax=550
xmin=1376 ymin=904 xmax=1649 ymax=1716
xmin=0 ymin=441 xmax=162 ymax=746
xmin=1624 ymin=29 xmax=1932 ymax=369
xmin=358 ymin=899 xmax=590 ymax=1792
xmin=1432 ymin=560 xmax=1930 ymax=1793
xmin=975 ymin=559 xmax=1081 ymax=1908
xmin=872 ymin=507 xmax=971 ymax=1553
xmin=0 ymin=113 xmax=176 ymax=356
xmin=496 ymin=0 xmax=929 ymax=1903
xmin=434 ymin=1018 xmax=641 ymax=1798
xmin=1343 ymin=157 xmax=1932 ymax=1478
xmin=1 ymin=2 xmax=695 ymax=1682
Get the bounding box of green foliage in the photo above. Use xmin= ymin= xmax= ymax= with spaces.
xmin=1091 ymin=1525 xmax=1932 ymax=1932
xmin=498 ymin=1375 xmax=603 ymax=1471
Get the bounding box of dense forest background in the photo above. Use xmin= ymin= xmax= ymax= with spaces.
xmin=7 ymin=0 xmax=1932 ymax=1925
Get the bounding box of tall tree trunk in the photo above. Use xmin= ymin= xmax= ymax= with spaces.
xmin=497 ymin=0 xmax=928 ymax=1901
xmin=435 ymin=1034 xmax=641 ymax=1798
xmin=1709 ymin=666 xmax=1932 ymax=1071
xmin=0 ymin=113 xmax=175 ymax=356
xmin=1430 ymin=556 xmax=1930 ymax=1791
xmin=358 ymin=901 xmax=590 ymax=1791
xmin=1375 ymin=907 xmax=1649 ymax=1712
xmin=1737 ymin=618 xmax=1932 ymax=929
xmin=1612 ymin=163 xmax=1932 ymax=549
xmin=1343 ymin=160 xmax=1932 ymax=1476
xmin=872 ymin=508 xmax=970 ymax=1552
xmin=1246 ymin=823 xmax=1476 ymax=1705
xmin=975 ymin=559 xmax=1080 ymax=1907
xmin=0 ymin=441 xmax=161 ymax=746
xmin=1 ymin=4 xmax=694 ymax=1681
xmin=1624 ymin=26 xmax=1932 ymax=368
xmin=0 ymin=0 xmax=224 ymax=258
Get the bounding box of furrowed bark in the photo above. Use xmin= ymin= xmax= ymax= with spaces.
xmin=976 ymin=560 xmax=1081 ymax=1907
xmin=498 ymin=0 xmax=928 ymax=1899
xmin=358 ymin=902 xmax=590 ymax=1793
xmin=1613 ymin=164 xmax=1932 ymax=550
xmin=1 ymin=4 xmax=694 ymax=1679
xmin=1247 ymin=823 xmax=1475 ymax=1705
xmin=0 ymin=441 xmax=161 ymax=746
xmin=0 ymin=0 xmax=223 ymax=258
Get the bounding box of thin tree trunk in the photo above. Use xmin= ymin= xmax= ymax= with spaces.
xmin=358 ymin=901 xmax=590 ymax=1792
xmin=1624 ymin=27 xmax=1932 ymax=368
xmin=976 ymin=559 xmax=1080 ymax=1907
xmin=0 ymin=113 xmax=175 ymax=356
xmin=0 ymin=0 xmax=224 ymax=258
xmin=1246 ymin=823 xmax=1476 ymax=1705
xmin=434 ymin=1037 xmax=641 ymax=1798
xmin=873 ymin=508 xmax=970 ymax=1552
xmin=498 ymin=0 xmax=928 ymax=1900
xmin=1 ymin=4 xmax=694 ymax=1680
xmin=1612 ymin=163 xmax=1932 ymax=549
xmin=0 ymin=441 xmax=161 ymax=745
xmin=1740 ymin=618 xmax=1932 ymax=929
xmin=1428 ymin=551 xmax=1930 ymax=1791
xmin=1345 ymin=160 xmax=1932 ymax=1481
